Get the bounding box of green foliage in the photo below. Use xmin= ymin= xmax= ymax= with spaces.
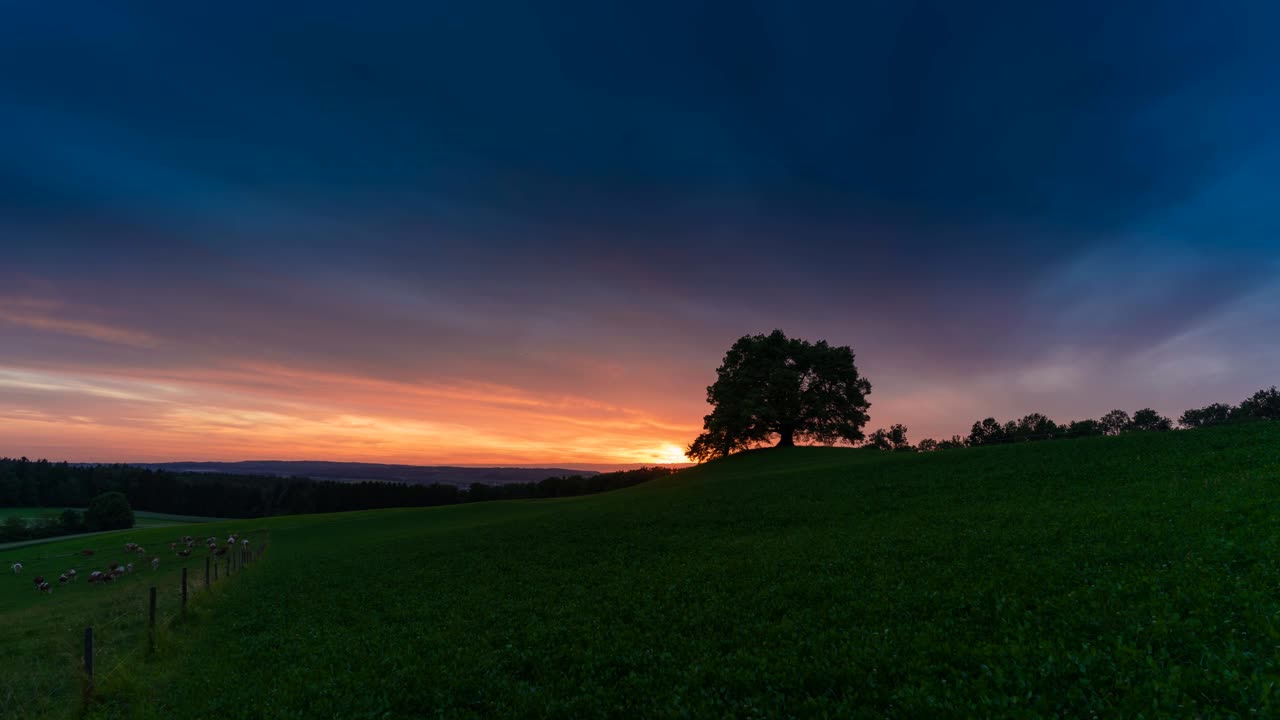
xmin=967 ymin=417 xmax=1007 ymax=446
xmin=867 ymin=423 xmax=912 ymax=451
xmin=688 ymin=330 xmax=871 ymax=461
xmin=1064 ymin=418 xmax=1103 ymax=438
xmin=84 ymin=492 xmax=134 ymax=532
xmin=1131 ymin=407 xmax=1173 ymax=432
xmin=1012 ymin=412 xmax=1058 ymax=439
xmin=1179 ymin=402 xmax=1238 ymax=428
xmin=1 ymin=515 xmax=25 ymax=542
xmin=59 ymin=509 xmax=83 ymax=533
xmin=1098 ymin=409 xmax=1132 ymax=436
xmin=1238 ymin=386 xmax=1280 ymax=421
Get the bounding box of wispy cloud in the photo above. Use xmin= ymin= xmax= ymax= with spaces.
xmin=0 ymin=297 xmax=159 ymax=348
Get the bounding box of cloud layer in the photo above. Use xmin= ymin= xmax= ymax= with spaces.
xmin=2 ymin=2 xmax=1278 ymax=463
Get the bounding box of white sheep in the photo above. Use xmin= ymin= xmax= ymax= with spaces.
xmin=10 ymin=563 xmax=21 ymax=575
xmin=151 ymin=557 xmax=160 ymax=571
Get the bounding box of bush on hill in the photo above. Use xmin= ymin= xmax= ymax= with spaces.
xmin=84 ymin=491 xmax=134 ymax=531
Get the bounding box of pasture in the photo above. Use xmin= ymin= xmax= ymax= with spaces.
xmin=0 ymin=523 xmax=268 ymax=718
xmin=4 ymin=422 xmax=1280 ymax=718
xmin=0 ymin=509 xmax=227 ymax=528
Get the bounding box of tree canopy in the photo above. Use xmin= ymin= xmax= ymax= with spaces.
xmin=867 ymin=423 xmax=911 ymax=451
xmin=1130 ymin=408 xmax=1173 ymax=432
xmin=84 ymin=490 xmax=135 ymax=531
xmin=687 ymin=330 xmax=871 ymax=462
xmin=1239 ymin=386 xmax=1280 ymax=421
xmin=1098 ymin=409 xmax=1133 ymax=436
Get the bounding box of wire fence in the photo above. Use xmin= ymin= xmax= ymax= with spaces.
xmin=0 ymin=530 xmax=271 ymax=718
xmin=85 ymin=533 xmax=272 ymax=695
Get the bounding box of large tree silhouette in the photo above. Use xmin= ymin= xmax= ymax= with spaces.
xmin=687 ymin=330 xmax=871 ymax=462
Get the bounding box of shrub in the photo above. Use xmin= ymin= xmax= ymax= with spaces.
xmin=85 ymin=491 xmax=135 ymax=531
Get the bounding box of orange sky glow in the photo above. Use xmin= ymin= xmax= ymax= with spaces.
xmin=0 ymin=360 xmax=700 ymax=467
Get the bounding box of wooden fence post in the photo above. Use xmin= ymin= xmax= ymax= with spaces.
xmin=182 ymin=567 xmax=188 ymax=610
xmin=148 ymin=586 xmax=157 ymax=652
xmin=84 ymin=627 xmax=94 ymax=691
xmin=205 ymin=556 xmax=210 ymax=588
xmin=213 ymin=560 xmax=218 ymax=581
xmin=226 ymin=554 xmax=231 ymax=577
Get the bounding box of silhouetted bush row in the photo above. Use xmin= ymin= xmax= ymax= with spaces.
xmin=873 ymin=385 xmax=1280 ymax=452
xmin=0 ymin=460 xmax=677 ymax=523
xmin=0 ymin=491 xmax=137 ymax=543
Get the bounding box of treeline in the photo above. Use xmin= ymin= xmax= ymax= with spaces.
xmin=1 ymin=508 xmax=87 ymax=543
xmin=865 ymin=385 xmax=1280 ymax=452
xmin=0 ymin=491 xmax=135 ymax=543
xmin=0 ymin=460 xmax=677 ymax=521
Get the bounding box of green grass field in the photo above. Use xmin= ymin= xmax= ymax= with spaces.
xmin=4 ymin=422 xmax=1280 ymax=718
xmin=0 ymin=509 xmax=227 ymax=527
xmin=0 ymin=511 xmax=231 ymax=552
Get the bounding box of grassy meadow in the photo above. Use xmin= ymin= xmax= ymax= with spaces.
xmin=4 ymin=422 xmax=1280 ymax=718
xmin=0 ymin=509 xmax=226 ymax=528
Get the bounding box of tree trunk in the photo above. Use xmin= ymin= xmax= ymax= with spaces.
xmin=776 ymin=428 xmax=795 ymax=447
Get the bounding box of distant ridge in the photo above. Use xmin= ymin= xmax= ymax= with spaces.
xmin=131 ymin=460 xmax=598 ymax=487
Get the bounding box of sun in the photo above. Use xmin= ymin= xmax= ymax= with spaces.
xmin=651 ymin=443 xmax=690 ymax=464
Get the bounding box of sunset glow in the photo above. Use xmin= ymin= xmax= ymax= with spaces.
xmin=0 ymin=359 xmax=700 ymax=466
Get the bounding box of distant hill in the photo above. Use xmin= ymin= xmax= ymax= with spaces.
xmin=131 ymin=460 xmax=597 ymax=487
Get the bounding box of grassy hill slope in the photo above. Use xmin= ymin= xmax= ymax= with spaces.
xmin=7 ymin=423 xmax=1280 ymax=718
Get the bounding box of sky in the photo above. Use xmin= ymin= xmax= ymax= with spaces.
xmin=2 ymin=2 xmax=1279 ymax=467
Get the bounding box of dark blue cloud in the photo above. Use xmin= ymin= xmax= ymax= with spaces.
xmin=4 ymin=1 xmax=1276 ymax=227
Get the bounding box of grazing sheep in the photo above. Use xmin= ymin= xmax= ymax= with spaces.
xmin=135 ymin=546 xmax=146 ymax=555
xmin=67 ymin=569 xmax=77 ymax=582
xmin=37 ymin=581 xmax=52 ymax=594
xmin=108 ymin=562 xmax=120 ymax=572
xmin=88 ymin=571 xmax=104 ymax=584
xmin=177 ymin=548 xmax=192 ymax=557
xmin=124 ymin=542 xmax=138 ymax=553
xmin=242 ymin=539 xmax=250 ymax=548
xmin=151 ymin=557 xmax=160 ymax=571
xmin=125 ymin=562 xmax=134 ymax=573
xmin=10 ymin=563 xmax=20 ymax=575
xmin=58 ymin=573 xmax=70 ymax=585
xmin=33 ymin=575 xmax=45 ymax=586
